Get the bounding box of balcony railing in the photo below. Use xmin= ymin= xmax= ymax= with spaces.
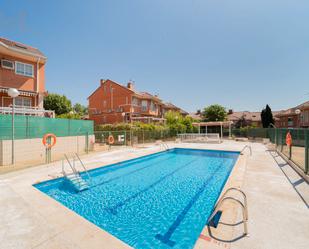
xmin=0 ymin=105 xmax=55 ymax=118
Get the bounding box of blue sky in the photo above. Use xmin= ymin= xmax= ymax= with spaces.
xmin=1 ymin=0 xmax=308 ymax=112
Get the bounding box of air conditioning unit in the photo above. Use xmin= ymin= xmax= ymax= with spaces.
xmin=1 ymin=59 xmax=14 ymax=70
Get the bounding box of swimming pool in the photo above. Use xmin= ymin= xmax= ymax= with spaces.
xmin=34 ymin=148 xmax=239 ymax=249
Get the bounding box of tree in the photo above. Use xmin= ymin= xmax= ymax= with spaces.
xmin=261 ymin=104 xmax=274 ymax=128
xmin=164 ymin=111 xmax=192 ymax=135
xmin=202 ymin=104 xmax=227 ymax=121
xmin=73 ymin=103 xmax=88 ymax=115
xmin=235 ymin=115 xmax=249 ymax=128
xmin=43 ymin=93 xmax=72 ymax=115
xmin=57 ymin=113 xmax=81 ymax=119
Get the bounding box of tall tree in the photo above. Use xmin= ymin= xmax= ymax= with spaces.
xmin=44 ymin=93 xmax=72 ymax=115
xmin=261 ymin=104 xmax=274 ymax=128
xmin=202 ymin=104 xmax=227 ymax=121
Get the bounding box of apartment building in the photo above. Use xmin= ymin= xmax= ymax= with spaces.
xmin=0 ymin=37 xmax=53 ymax=117
xmin=88 ymin=79 xmax=187 ymax=125
xmin=275 ymin=101 xmax=309 ymax=128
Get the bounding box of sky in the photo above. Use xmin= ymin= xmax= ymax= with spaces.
xmin=1 ymin=0 xmax=308 ymax=113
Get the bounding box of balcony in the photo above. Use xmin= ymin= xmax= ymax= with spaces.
xmin=0 ymin=105 xmax=55 ymax=117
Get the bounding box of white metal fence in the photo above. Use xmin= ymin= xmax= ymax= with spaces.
xmin=177 ymin=133 xmax=221 ymax=143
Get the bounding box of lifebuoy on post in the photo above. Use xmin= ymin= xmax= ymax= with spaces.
xmin=42 ymin=133 xmax=57 ymax=149
xmin=108 ymin=135 xmax=115 ymax=145
xmin=286 ymin=131 xmax=292 ymax=146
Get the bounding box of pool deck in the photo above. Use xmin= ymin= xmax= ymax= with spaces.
xmin=0 ymin=141 xmax=308 ymax=249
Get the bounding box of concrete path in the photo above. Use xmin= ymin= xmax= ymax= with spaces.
xmin=0 ymin=141 xmax=308 ymax=249
xmin=230 ymin=144 xmax=309 ymax=249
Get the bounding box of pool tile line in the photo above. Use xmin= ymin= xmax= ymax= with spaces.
xmin=106 ymin=158 xmax=201 ymax=215
xmin=155 ymin=161 xmax=225 ymax=247
xmin=90 ymin=154 xmax=176 ymax=189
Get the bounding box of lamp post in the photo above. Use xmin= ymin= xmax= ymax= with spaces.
xmin=8 ymin=88 xmax=20 ymax=165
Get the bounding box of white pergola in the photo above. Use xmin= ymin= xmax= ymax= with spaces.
xmin=192 ymin=121 xmax=233 ymax=138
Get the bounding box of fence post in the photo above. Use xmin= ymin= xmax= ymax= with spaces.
xmin=281 ymin=129 xmax=284 ymax=152
xmin=275 ymin=128 xmax=278 ymax=147
xmin=305 ymin=130 xmax=308 ymax=174
xmin=26 ymin=116 xmax=29 ymax=138
xmin=85 ymin=132 xmax=89 ymax=154
xmin=68 ymin=119 xmax=71 ymax=136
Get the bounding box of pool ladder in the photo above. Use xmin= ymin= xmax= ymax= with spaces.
xmin=208 ymin=187 xmax=249 ymax=236
xmin=158 ymin=142 xmax=170 ymax=151
xmin=62 ymin=153 xmax=92 ymax=192
xmin=240 ymin=145 xmax=252 ymax=156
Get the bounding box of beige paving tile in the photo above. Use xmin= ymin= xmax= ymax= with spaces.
xmin=0 ymin=141 xmax=308 ymax=249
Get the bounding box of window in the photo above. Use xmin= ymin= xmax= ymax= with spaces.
xmin=103 ymin=100 xmax=107 ymax=108
xmin=142 ymin=100 xmax=148 ymax=111
xmin=23 ymin=98 xmax=31 ymax=107
xmin=1 ymin=59 xmax=14 ymax=69
xmin=287 ymin=117 xmax=293 ymax=126
xmin=15 ymin=61 xmax=34 ymax=77
xmin=302 ymin=111 xmax=309 ymax=123
xmin=132 ymin=97 xmax=139 ymax=106
xmin=15 ymin=97 xmax=32 ymax=107
xmin=150 ymin=101 xmax=156 ymax=111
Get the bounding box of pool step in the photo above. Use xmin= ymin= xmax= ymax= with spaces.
xmin=66 ymin=173 xmax=89 ymax=192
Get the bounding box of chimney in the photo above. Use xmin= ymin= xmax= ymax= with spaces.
xmin=100 ymin=79 xmax=106 ymax=85
xmin=127 ymin=81 xmax=134 ymax=91
xmin=228 ymin=109 xmax=233 ymax=114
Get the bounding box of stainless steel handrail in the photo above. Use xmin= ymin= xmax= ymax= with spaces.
xmin=63 ymin=154 xmax=78 ymax=175
xmin=240 ymin=145 xmax=252 ymax=156
xmin=216 ymin=187 xmax=248 ymax=221
xmin=63 ymin=153 xmax=90 ymax=189
xmin=160 ymin=142 xmax=169 ymax=151
xmin=74 ymin=153 xmax=92 ymax=182
xmin=207 ymin=187 xmax=249 ymax=236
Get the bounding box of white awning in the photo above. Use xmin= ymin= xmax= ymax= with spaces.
xmin=0 ymin=87 xmax=38 ymax=97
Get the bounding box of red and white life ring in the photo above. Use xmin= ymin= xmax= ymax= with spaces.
xmin=286 ymin=131 xmax=292 ymax=146
xmin=42 ymin=133 xmax=57 ymax=149
xmin=108 ymin=135 xmax=115 ymax=144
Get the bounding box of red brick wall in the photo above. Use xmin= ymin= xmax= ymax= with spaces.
xmin=0 ymin=54 xmax=45 ymax=93
xmin=88 ymin=80 xmax=133 ymax=125
xmin=276 ymin=109 xmax=309 ymax=128
xmin=276 ymin=115 xmax=299 ymax=128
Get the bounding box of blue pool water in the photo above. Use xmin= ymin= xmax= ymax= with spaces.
xmin=34 ymin=148 xmax=239 ymax=249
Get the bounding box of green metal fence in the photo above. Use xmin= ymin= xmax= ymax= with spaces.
xmin=94 ymin=130 xmax=173 ymax=146
xmin=0 ymin=114 xmax=94 ymax=140
xmin=93 ymin=127 xmax=309 ymax=175
xmin=268 ymin=128 xmax=309 ymax=174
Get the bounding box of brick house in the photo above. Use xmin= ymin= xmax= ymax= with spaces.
xmin=226 ymin=110 xmax=280 ymax=127
xmin=88 ymin=79 xmax=187 ymax=125
xmin=0 ymin=37 xmax=53 ymax=116
xmin=275 ymin=101 xmax=309 ymax=128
